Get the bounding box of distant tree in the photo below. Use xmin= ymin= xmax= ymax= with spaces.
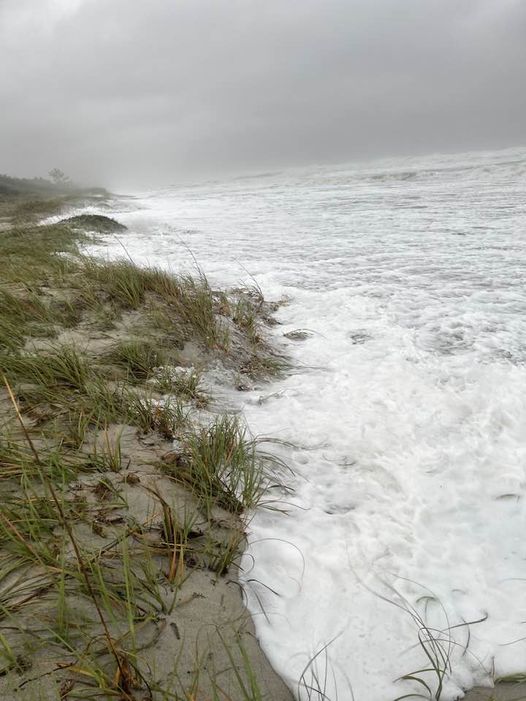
xmin=48 ymin=168 xmax=71 ymax=186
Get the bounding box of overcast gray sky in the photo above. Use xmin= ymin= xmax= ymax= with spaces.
xmin=1 ymin=0 xmax=525 ymax=188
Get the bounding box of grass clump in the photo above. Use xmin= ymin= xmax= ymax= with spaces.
xmin=153 ymin=366 xmax=209 ymax=406
xmin=127 ymin=393 xmax=189 ymax=438
xmin=107 ymin=339 xmax=166 ymax=381
xmin=76 ymin=260 xmax=220 ymax=339
xmin=76 ymin=258 xmax=232 ymax=349
xmin=2 ymin=346 xmax=91 ymax=394
xmin=79 ymin=257 xmax=149 ymax=310
xmin=177 ymin=415 xmax=265 ymax=514
xmin=0 ymin=288 xmax=81 ymax=352
xmin=233 ymin=296 xmax=261 ymax=344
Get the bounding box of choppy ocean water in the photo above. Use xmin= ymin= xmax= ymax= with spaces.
xmin=86 ymin=147 xmax=526 ymax=699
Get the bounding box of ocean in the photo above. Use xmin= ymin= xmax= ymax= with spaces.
xmin=86 ymin=146 xmax=526 ymax=700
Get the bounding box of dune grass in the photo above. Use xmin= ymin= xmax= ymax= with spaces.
xmin=177 ymin=415 xmax=266 ymax=514
xmin=0 ymin=191 xmax=289 ymax=700
xmin=107 ymin=339 xmax=167 ymax=381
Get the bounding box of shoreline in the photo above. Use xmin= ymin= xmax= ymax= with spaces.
xmin=2 ymin=185 xmax=525 ymax=700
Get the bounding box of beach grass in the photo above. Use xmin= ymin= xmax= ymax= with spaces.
xmin=0 ymin=188 xmax=291 ymax=700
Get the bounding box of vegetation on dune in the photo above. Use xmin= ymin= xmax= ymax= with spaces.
xmin=0 ymin=174 xmax=111 ymax=229
xmin=0 ymin=173 xmax=60 ymax=196
xmin=64 ymin=213 xmax=127 ymax=232
xmin=0 ymin=188 xmax=290 ymax=700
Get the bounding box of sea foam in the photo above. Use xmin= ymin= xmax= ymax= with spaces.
xmin=86 ymin=146 xmax=526 ymax=700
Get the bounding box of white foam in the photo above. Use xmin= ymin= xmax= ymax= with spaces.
xmin=86 ymin=147 xmax=526 ymax=699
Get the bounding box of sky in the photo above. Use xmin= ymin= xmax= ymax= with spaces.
xmin=1 ymin=0 xmax=525 ymax=188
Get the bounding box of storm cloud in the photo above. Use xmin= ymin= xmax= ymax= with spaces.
xmin=1 ymin=0 xmax=525 ymax=187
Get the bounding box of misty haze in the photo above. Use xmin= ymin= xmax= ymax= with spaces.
xmin=1 ymin=2 xmax=526 ymax=701
xmin=2 ymin=0 xmax=526 ymax=187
